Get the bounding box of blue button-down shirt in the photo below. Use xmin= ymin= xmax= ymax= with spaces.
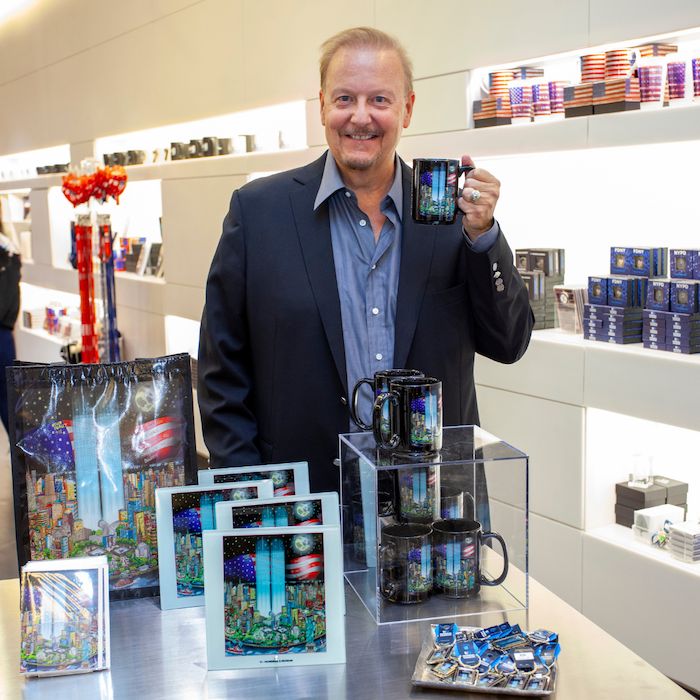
xmin=314 ymin=153 xmax=498 ymax=427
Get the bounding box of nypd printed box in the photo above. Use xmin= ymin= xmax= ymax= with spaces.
xmin=670 ymin=280 xmax=699 ymax=314
xmin=670 ymin=249 xmax=699 ymax=279
xmin=646 ymin=280 xmax=671 ymax=311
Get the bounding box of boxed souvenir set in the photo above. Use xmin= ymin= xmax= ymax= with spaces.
xmin=20 ymin=556 xmax=110 ymax=677
xmin=515 ymin=248 xmax=565 ymax=330
xmin=583 ymin=247 xmax=700 ymax=351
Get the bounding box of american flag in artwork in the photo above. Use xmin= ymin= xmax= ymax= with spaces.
xmin=274 ymin=485 xmax=295 ymax=497
xmin=132 ymin=416 xmax=184 ymax=464
xmin=18 ymin=419 xmax=76 ymax=471
xmin=463 ymin=542 xmax=476 ymax=559
xmin=286 ymin=554 xmax=324 ymax=580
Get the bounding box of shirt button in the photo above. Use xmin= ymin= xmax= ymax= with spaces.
xmin=372 ymin=264 xmax=377 ymax=270
xmin=345 ymin=191 xmax=351 ymax=198
xmin=359 ymin=219 xmax=367 ymax=226
xmin=372 ymin=308 xmax=379 ymax=315
xmin=375 ymin=353 xmax=383 ymax=360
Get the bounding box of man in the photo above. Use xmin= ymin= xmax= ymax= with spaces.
xmin=198 ymin=27 xmax=533 ymax=493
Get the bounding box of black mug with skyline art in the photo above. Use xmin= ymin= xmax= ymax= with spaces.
xmin=350 ymin=368 xmax=424 ymax=432
xmin=411 ymin=159 xmax=475 ymax=224
xmin=379 ymin=523 xmax=433 ymax=604
xmin=432 ymin=519 xmax=509 ymax=599
xmin=372 ymin=377 xmax=442 ymax=455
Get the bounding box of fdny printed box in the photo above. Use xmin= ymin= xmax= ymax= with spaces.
xmin=670 ymin=249 xmax=699 ymax=279
xmin=647 ymin=279 xmax=671 ymax=311
xmin=670 ymin=281 xmax=699 ymax=314
xmin=614 ymin=247 xmax=667 ymax=278
xmin=588 ymin=276 xmax=609 ymax=305
xmin=607 ymin=276 xmax=637 ymax=308
xmin=610 ymin=247 xmax=628 ymax=275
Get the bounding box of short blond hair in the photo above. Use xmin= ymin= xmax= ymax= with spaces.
xmin=319 ymin=27 xmax=413 ymax=95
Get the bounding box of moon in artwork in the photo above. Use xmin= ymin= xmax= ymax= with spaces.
xmin=134 ymin=385 xmax=155 ymax=412
xmin=269 ymin=471 xmax=287 ymax=487
xmin=291 ymin=533 xmax=315 ymax=555
xmin=293 ymin=501 xmax=314 ymax=521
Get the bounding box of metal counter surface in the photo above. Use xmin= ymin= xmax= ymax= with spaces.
xmin=0 ymin=576 xmax=693 ymax=700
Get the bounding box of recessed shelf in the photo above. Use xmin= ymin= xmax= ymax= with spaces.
xmin=587 ymin=524 xmax=700 ymax=577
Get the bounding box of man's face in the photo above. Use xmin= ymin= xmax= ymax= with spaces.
xmin=320 ymin=46 xmax=415 ymax=176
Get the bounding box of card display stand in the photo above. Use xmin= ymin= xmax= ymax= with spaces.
xmin=340 ymin=425 xmax=528 ymax=625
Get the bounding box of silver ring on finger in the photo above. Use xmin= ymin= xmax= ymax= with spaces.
xmin=469 ymin=189 xmax=481 ymax=204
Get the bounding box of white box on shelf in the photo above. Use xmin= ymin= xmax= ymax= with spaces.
xmin=632 ymin=504 xmax=685 ymax=544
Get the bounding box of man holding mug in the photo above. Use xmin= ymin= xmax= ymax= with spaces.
xmin=198 ymin=27 xmax=533 ymax=493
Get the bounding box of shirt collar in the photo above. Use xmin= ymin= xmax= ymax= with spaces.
xmin=314 ymin=151 xmax=404 ymax=221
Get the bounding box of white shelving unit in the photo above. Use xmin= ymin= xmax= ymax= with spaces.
xmin=454 ymin=29 xmax=700 ymax=692
xmin=475 ymin=328 xmax=700 ymax=690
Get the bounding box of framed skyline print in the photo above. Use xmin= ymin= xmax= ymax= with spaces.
xmin=155 ymin=481 xmax=274 ymax=610
xmin=198 ymin=462 xmax=310 ymax=497
xmin=203 ymin=525 xmax=345 ymax=670
xmin=214 ymin=492 xmax=339 ymax=530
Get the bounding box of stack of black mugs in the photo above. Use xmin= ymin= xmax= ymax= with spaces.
xmin=350 ymin=369 xmax=509 ymax=605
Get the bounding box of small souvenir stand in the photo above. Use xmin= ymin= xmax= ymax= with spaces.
xmin=340 ymin=425 xmax=528 ymax=625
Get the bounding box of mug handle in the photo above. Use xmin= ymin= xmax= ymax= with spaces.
xmin=372 ymin=391 xmax=400 ymax=449
xmin=350 ymin=377 xmax=374 ymax=430
xmin=457 ymin=165 xmax=475 ymax=207
xmin=379 ymin=541 xmax=397 ymax=598
xmin=479 ymin=531 xmax=509 ymax=587
xmin=625 ymin=48 xmax=640 ymax=78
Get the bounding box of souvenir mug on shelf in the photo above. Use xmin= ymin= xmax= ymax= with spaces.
xmin=350 ymin=369 xmax=423 ymax=432
xmin=604 ymin=48 xmax=639 ymax=79
xmin=372 ymin=377 xmax=443 ymax=454
xmin=411 ymin=160 xmax=474 ymax=224
xmin=481 ymin=70 xmax=515 ymax=99
xmin=666 ymin=56 xmax=692 ymax=105
xmin=379 ymin=523 xmax=433 ymax=604
xmin=396 ymin=461 xmax=438 ymax=524
xmin=580 ymin=53 xmax=606 ymax=82
xmin=638 ymin=55 xmax=667 ymax=110
xmin=432 ymin=519 xmax=509 ymax=599
xmin=508 ymin=78 xmax=535 ymax=124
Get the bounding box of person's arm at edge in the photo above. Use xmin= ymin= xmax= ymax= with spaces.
xmin=197 ymin=189 xmax=261 ymax=467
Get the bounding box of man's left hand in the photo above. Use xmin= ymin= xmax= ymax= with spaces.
xmin=458 ymin=155 xmax=500 ymax=243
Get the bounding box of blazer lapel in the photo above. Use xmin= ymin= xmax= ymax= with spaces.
xmin=289 ymin=156 xmax=348 ymax=393
xmin=394 ymin=160 xmax=437 ymax=368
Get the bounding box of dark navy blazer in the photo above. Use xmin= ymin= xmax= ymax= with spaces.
xmin=198 ymin=152 xmax=534 ymax=493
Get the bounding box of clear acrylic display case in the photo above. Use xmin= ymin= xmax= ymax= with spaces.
xmin=340 ymin=425 xmax=528 ymax=625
